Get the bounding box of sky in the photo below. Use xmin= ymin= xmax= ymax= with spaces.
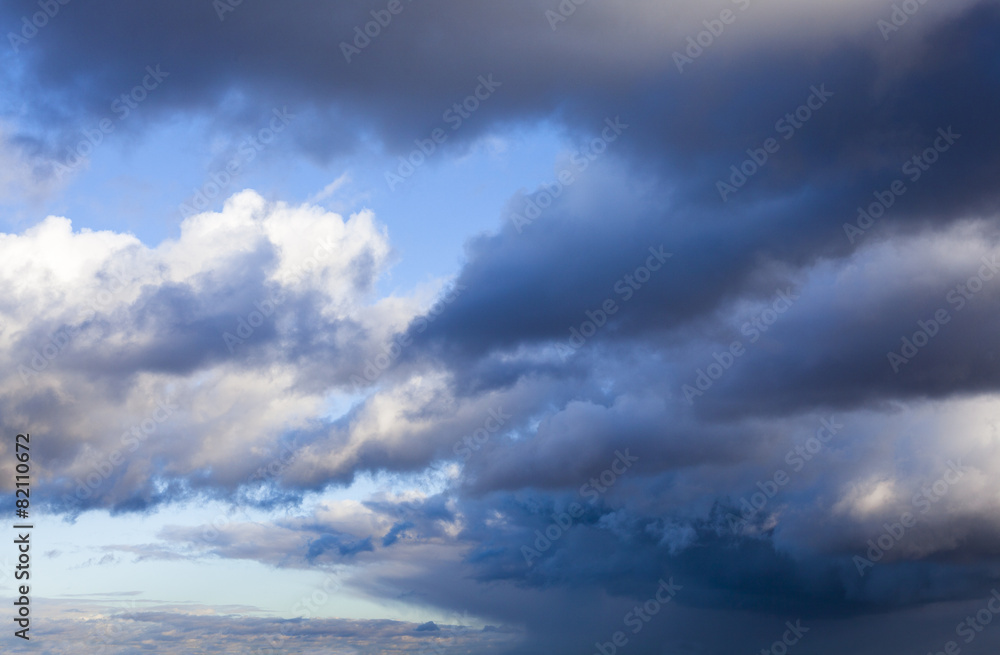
xmin=1 ymin=0 xmax=1000 ymax=653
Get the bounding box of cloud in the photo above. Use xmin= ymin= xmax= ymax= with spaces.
xmin=0 ymin=601 xmax=522 ymax=655
xmin=4 ymin=183 xmax=997 ymax=645
xmin=2 ymin=0 xmax=994 ymax=182
xmin=4 ymin=2 xmax=1000 ymax=652
xmin=0 ymin=190 xmax=420 ymax=513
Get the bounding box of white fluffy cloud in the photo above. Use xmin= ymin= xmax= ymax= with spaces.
xmin=0 ymin=191 xmax=433 ymax=511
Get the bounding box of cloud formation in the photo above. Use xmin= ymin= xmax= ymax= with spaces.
xmin=3 ymin=0 xmax=1000 ymax=653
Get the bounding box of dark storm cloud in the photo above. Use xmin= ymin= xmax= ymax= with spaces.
xmin=336 ymin=488 xmax=1000 ymax=655
xmin=679 ymin=233 xmax=1000 ymax=417
xmin=448 ymin=488 xmax=998 ymax=612
xmin=4 ymin=0 xmax=996 ymax=190
xmin=2 ymin=0 xmax=633 ymax=158
xmin=375 ymin=3 xmax=1000 ymax=404
xmin=403 ymin=182 xmax=1000 ymax=416
xmin=456 ymin=394 xmax=761 ymax=495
